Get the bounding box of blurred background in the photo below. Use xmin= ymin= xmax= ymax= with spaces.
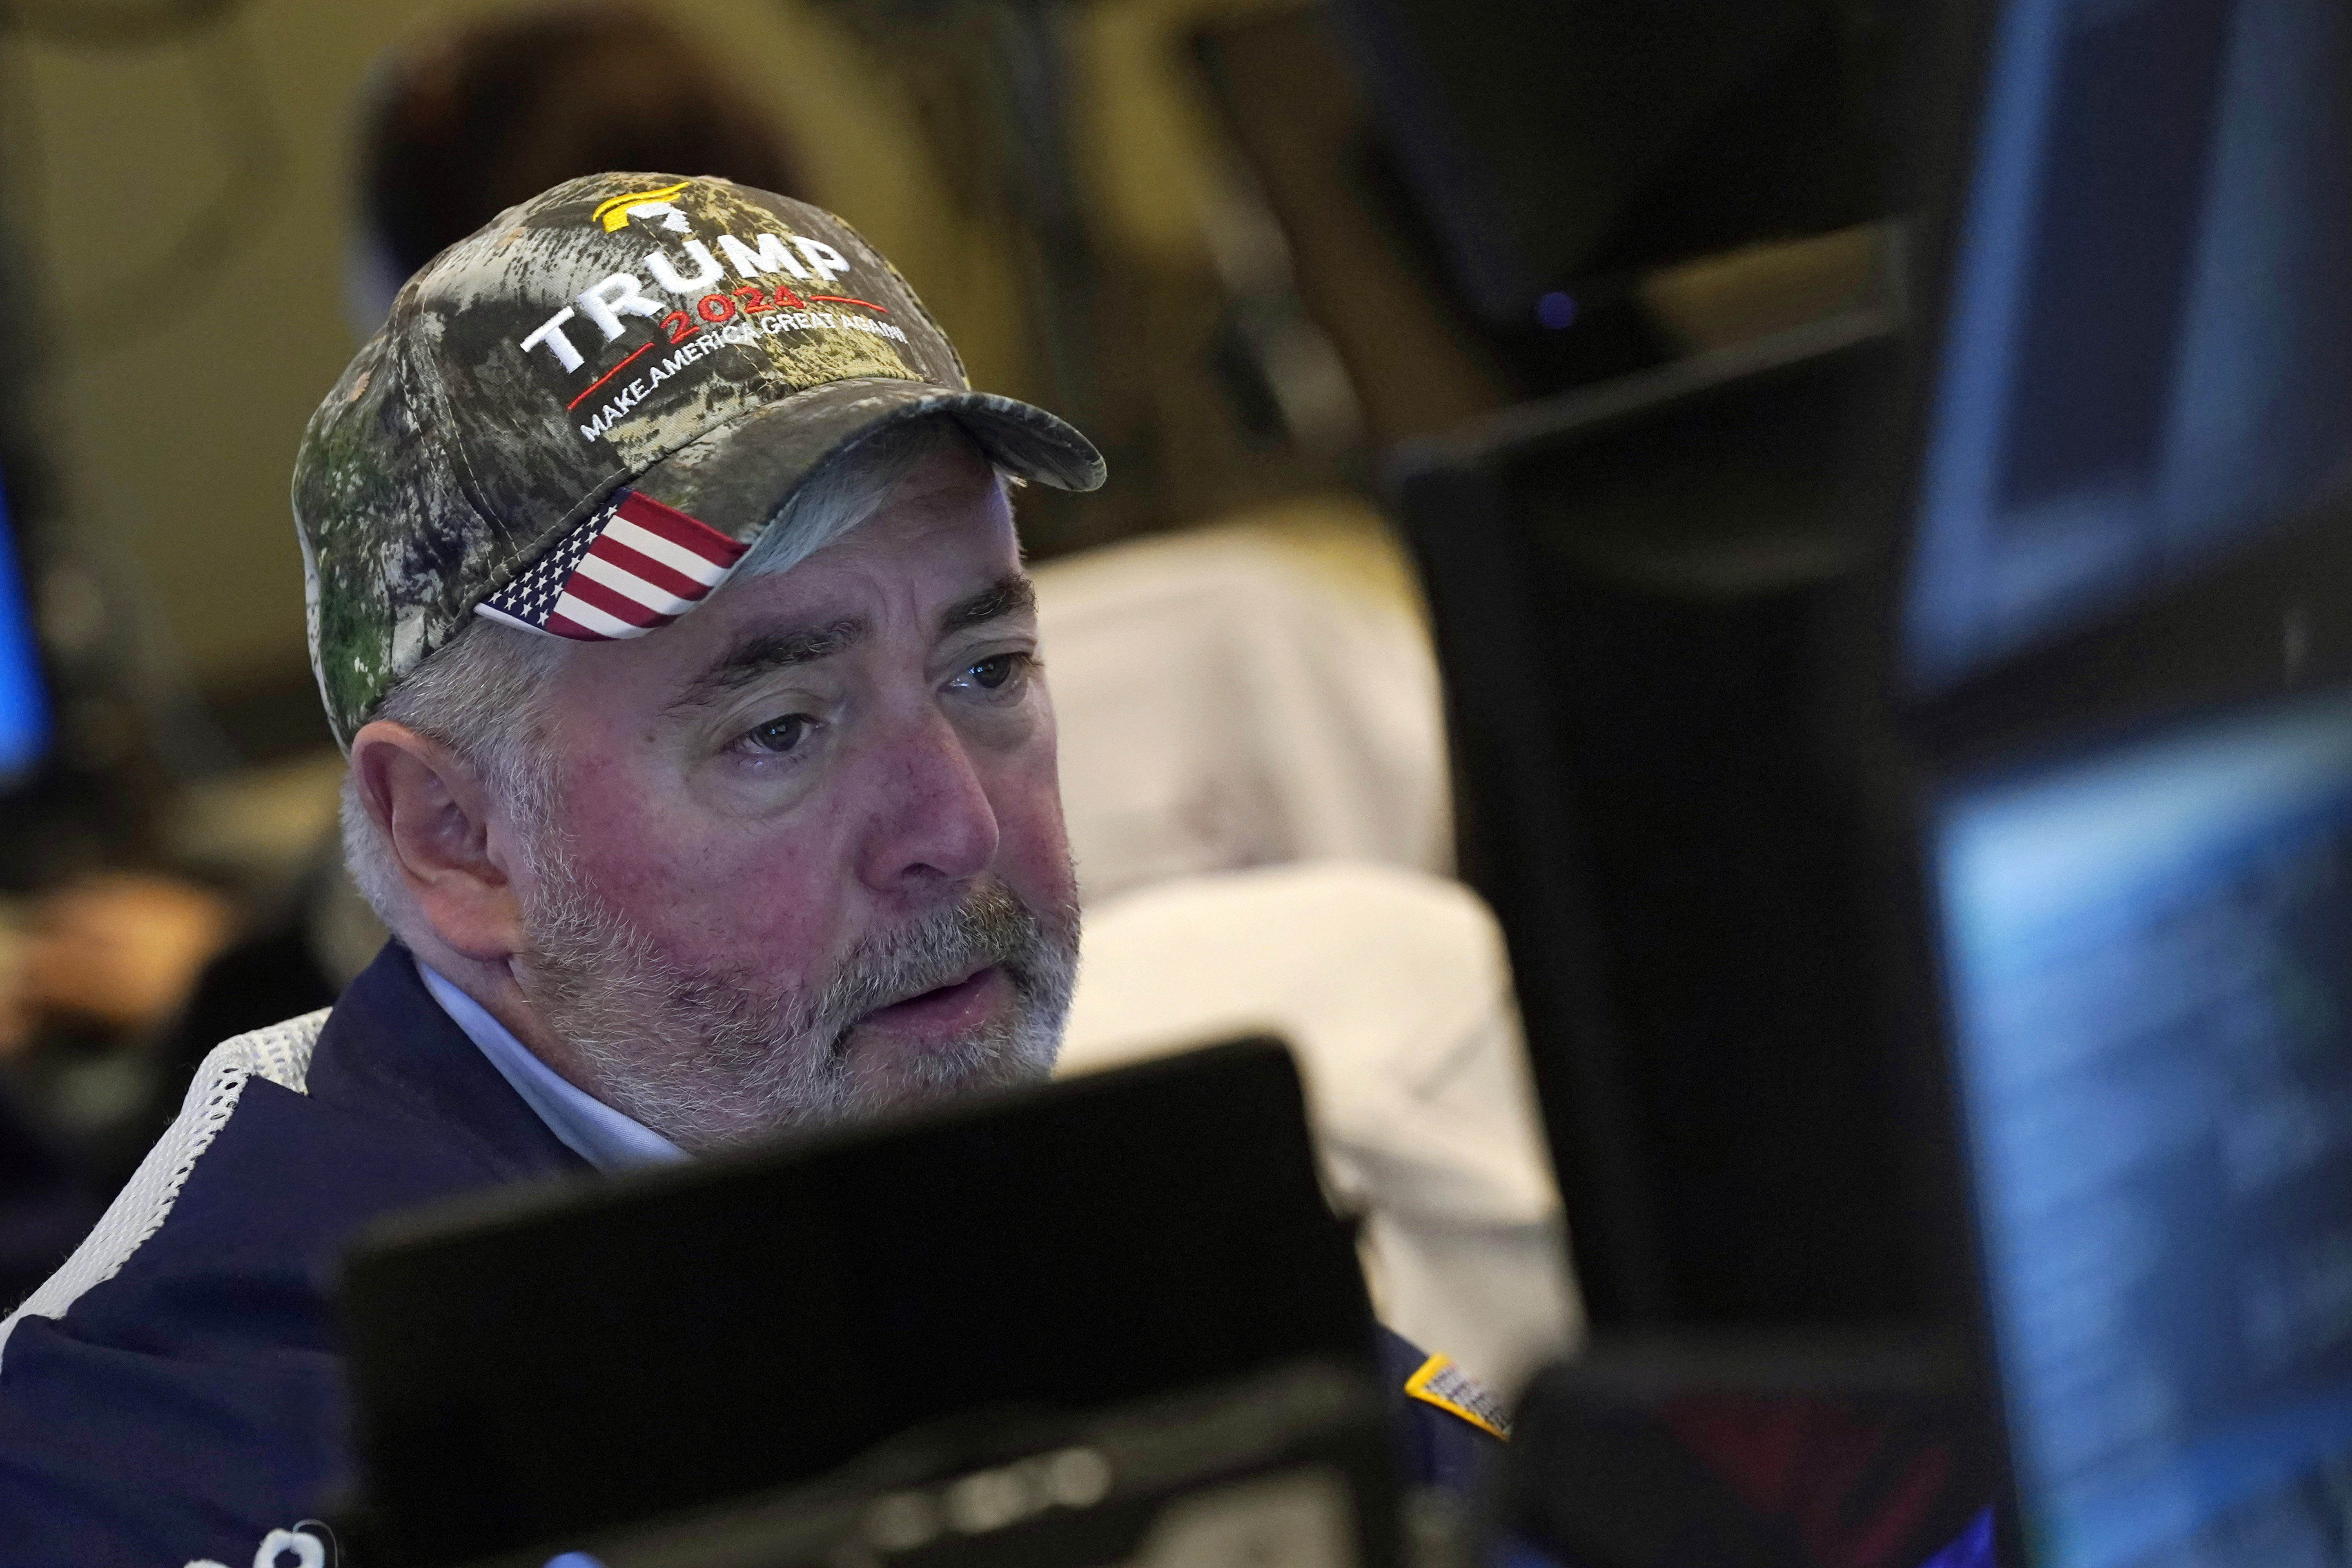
xmin=0 ymin=0 xmax=1902 ymax=1370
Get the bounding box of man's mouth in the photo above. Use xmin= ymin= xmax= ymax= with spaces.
xmin=858 ymin=964 xmax=1008 ymax=1038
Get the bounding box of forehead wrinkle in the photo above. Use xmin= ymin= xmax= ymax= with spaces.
xmin=667 ymin=615 xmax=869 ymax=715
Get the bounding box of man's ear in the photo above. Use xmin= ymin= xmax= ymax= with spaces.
xmin=348 ymin=720 xmax=526 ymax=963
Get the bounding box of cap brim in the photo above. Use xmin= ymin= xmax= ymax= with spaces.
xmin=628 ymin=377 xmax=1105 ymax=546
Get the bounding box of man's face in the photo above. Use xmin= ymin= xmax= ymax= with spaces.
xmin=509 ymin=438 xmax=1079 ymax=1149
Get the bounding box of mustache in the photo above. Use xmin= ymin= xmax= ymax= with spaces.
xmin=805 ymin=881 xmax=1048 ymax=1048
xmin=621 ymin=879 xmax=1058 ymax=1070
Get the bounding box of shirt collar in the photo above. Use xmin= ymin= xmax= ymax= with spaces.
xmin=415 ymin=958 xmax=687 ymax=1173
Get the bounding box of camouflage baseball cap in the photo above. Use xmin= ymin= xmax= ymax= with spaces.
xmin=293 ymin=171 xmax=1105 ymax=750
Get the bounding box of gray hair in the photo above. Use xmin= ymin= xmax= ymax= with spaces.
xmin=341 ymin=415 xmax=999 ymax=940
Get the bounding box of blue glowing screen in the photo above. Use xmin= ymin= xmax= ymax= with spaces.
xmin=1938 ymin=689 xmax=2352 ymax=1567
xmin=1904 ymin=0 xmax=2352 ymax=690
xmin=0 ymin=466 xmax=48 ymax=784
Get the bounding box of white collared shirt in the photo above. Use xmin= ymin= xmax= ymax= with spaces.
xmin=415 ymin=959 xmax=686 ymax=1173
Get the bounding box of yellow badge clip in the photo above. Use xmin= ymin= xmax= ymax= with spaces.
xmin=1402 ymin=1353 xmax=1511 ymax=1440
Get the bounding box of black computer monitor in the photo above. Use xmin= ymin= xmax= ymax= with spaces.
xmin=1873 ymin=0 xmax=2352 ymax=1561
xmin=1898 ymin=0 xmax=2352 ymax=694
xmin=1392 ymin=315 xmax=1923 ymax=1334
xmin=1923 ymin=688 xmax=2352 ymax=1567
xmin=339 ymin=1040 xmax=1375 ymax=1566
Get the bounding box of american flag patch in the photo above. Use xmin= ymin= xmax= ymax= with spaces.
xmin=475 ymin=489 xmax=748 ymax=641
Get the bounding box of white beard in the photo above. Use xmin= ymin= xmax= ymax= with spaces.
xmin=513 ymin=847 xmax=1078 ymax=1153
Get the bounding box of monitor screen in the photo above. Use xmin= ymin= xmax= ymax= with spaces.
xmin=1903 ymin=0 xmax=2352 ymax=691
xmin=1935 ymin=688 xmax=2352 ymax=1567
xmin=0 ymin=465 xmax=46 ymax=784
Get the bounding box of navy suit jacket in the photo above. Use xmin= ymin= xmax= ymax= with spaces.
xmin=0 ymin=944 xmax=1493 ymax=1566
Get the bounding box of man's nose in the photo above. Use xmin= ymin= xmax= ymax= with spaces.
xmin=856 ymin=707 xmax=1001 ymax=891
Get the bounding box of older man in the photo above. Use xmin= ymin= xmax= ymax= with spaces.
xmin=0 ymin=176 xmax=1497 ymax=1564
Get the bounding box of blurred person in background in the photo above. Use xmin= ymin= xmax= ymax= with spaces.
xmin=0 ymin=878 xmax=234 ymax=1305
xmin=0 ymin=875 xmax=236 ymax=1174
xmin=345 ymin=0 xmax=804 ymax=334
xmin=0 ymin=872 xmax=239 ymax=1290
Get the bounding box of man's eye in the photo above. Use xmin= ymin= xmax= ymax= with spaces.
xmin=964 ymin=653 xmax=1028 ymax=691
xmin=743 ymin=714 xmax=811 ymax=754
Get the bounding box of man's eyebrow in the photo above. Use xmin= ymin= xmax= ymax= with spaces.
xmin=940 ymin=573 xmax=1037 ymax=637
xmin=669 ymin=617 xmax=868 ymax=712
